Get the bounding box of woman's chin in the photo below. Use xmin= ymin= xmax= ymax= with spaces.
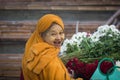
xmin=54 ymin=44 xmax=61 ymax=48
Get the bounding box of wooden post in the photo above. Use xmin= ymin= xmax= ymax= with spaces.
xmin=106 ymin=9 xmax=120 ymax=25
xmin=76 ymin=21 xmax=79 ymax=33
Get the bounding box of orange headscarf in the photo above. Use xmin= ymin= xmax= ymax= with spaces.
xmin=25 ymin=14 xmax=64 ymax=54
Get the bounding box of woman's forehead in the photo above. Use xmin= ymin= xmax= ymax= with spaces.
xmin=49 ymin=24 xmax=64 ymax=32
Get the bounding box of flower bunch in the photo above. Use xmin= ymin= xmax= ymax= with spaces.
xmin=60 ymin=25 xmax=120 ymax=80
xmin=60 ymin=25 xmax=120 ymax=63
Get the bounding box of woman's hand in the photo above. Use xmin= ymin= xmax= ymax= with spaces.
xmin=69 ymin=69 xmax=74 ymax=78
xmin=70 ymin=69 xmax=83 ymax=80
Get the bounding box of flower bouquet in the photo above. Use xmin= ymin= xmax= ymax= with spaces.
xmin=60 ymin=25 xmax=120 ymax=80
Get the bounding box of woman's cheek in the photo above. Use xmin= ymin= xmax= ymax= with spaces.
xmin=62 ymin=34 xmax=65 ymax=40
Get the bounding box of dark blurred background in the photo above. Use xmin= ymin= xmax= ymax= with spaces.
xmin=0 ymin=0 xmax=120 ymax=80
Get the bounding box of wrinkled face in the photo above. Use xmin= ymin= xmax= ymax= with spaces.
xmin=42 ymin=23 xmax=65 ymax=48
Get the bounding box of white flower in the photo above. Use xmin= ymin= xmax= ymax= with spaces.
xmin=60 ymin=32 xmax=89 ymax=54
xmin=60 ymin=25 xmax=120 ymax=55
xmin=116 ymin=61 xmax=120 ymax=71
xmin=60 ymin=39 xmax=70 ymax=54
xmin=90 ymin=25 xmax=120 ymax=42
xmin=70 ymin=32 xmax=89 ymax=46
xmin=116 ymin=61 xmax=120 ymax=66
xmin=109 ymin=25 xmax=120 ymax=34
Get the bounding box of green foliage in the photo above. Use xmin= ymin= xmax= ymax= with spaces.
xmin=61 ymin=25 xmax=120 ymax=63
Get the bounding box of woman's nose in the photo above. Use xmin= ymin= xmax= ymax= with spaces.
xmin=56 ymin=34 xmax=61 ymax=39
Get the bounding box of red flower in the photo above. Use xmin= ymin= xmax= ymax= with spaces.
xmin=84 ymin=60 xmax=98 ymax=80
xmin=66 ymin=58 xmax=113 ymax=80
xmin=100 ymin=61 xmax=114 ymax=74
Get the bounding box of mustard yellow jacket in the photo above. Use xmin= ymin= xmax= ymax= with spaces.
xmin=22 ymin=42 xmax=71 ymax=80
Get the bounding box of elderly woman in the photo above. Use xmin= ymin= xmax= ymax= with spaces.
xmin=22 ymin=14 xmax=82 ymax=80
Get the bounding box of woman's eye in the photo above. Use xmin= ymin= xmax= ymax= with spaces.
xmin=60 ymin=32 xmax=64 ymax=35
xmin=51 ymin=33 xmax=56 ymax=36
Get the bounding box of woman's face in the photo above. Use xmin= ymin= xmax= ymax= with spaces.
xmin=42 ymin=23 xmax=65 ymax=48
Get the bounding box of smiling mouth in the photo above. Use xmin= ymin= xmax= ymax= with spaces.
xmin=54 ymin=41 xmax=62 ymax=47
